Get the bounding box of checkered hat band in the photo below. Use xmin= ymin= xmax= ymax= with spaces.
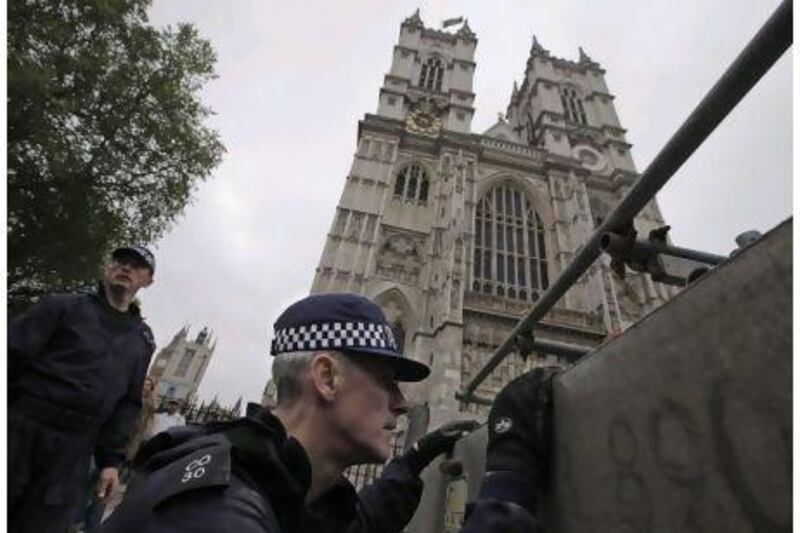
xmin=271 ymin=321 xmax=398 ymax=355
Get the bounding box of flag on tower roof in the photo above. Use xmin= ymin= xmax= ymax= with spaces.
xmin=442 ymin=17 xmax=464 ymax=29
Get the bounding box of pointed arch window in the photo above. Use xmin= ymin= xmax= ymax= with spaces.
xmin=419 ymin=57 xmax=444 ymax=92
xmin=560 ymin=86 xmax=587 ymax=125
xmin=472 ymin=184 xmax=549 ymax=301
xmin=525 ymin=111 xmax=536 ymax=145
xmin=393 ymin=164 xmax=430 ymax=205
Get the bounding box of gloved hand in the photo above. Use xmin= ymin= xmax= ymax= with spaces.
xmin=403 ymin=419 xmax=480 ymax=475
xmin=486 ymin=366 xmax=559 ymax=486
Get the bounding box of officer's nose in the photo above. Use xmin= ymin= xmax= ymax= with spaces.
xmin=389 ymin=384 xmax=409 ymax=417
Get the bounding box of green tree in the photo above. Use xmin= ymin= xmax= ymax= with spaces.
xmin=8 ymin=0 xmax=225 ymax=313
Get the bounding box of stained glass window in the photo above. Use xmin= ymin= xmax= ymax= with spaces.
xmin=472 ymin=184 xmax=548 ymax=301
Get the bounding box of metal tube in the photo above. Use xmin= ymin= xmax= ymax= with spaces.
xmin=600 ymin=232 xmax=726 ymax=266
xmin=640 ymin=241 xmax=726 ymax=266
xmin=459 ymin=0 xmax=792 ymax=401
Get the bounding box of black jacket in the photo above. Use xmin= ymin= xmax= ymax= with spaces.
xmin=461 ymin=471 xmax=542 ymax=532
xmin=101 ymin=404 xmax=424 ymax=533
xmin=101 ymin=404 xmax=540 ymax=532
xmin=8 ymin=286 xmax=155 ymax=467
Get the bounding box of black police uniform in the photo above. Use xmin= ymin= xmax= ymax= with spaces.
xmin=458 ymin=367 xmax=558 ymax=532
xmin=101 ymin=403 xmax=424 ymax=533
xmin=102 ymin=403 xmax=539 ymax=533
xmin=101 ymin=290 xmax=540 ymax=533
xmin=8 ymin=284 xmax=155 ymax=532
xmin=460 ymin=472 xmax=542 ymax=531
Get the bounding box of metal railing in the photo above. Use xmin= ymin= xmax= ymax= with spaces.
xmin=155 ymin=395 xmax=240 ymax=424
xmin=457 ymin=0 xmax=792 ymax=404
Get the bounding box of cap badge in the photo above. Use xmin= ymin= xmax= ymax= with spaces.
xmin=493 ymin=417 xmax=513 ymax=434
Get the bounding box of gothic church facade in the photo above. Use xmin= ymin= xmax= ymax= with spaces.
xmin=149 ymin=325 xmax=216 ymax=403
xmin=310 ymin=10 xmax=678 ymax=434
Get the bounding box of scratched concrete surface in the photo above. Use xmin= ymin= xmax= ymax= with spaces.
xmin=406 ymin=218 xmax=791 ymax=533
xmin=550 ymin=218 xmax=791 ymax=533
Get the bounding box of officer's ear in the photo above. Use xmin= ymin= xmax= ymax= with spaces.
xmin=309 ymin=352 xmax=340 ymax=403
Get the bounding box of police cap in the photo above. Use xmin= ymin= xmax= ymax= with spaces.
xmin=270 ymin=293 xmax=430 ymax=382
xmin=112 ymin=244 xmax=156 ymax=274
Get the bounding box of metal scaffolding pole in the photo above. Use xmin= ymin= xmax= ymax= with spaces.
xmin=600 ymin=232 xmax=727 ymax=266
xmin=458 ymin=0 xmax=792 ymax=403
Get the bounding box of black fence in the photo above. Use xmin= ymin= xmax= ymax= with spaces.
xmin=155 ymin=395 xmax=241 ymax=424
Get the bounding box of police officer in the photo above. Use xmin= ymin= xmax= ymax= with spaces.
xmin=460 ymin=367 xmax=559 ymax=532
xmin=101 ymin=293 xmax=479 ymax=532
xmin=8 ymin=245 xmax=157 ymax=532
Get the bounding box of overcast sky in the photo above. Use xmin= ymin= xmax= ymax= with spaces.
xmin=142 ymin=1 xmax=792 ymax=406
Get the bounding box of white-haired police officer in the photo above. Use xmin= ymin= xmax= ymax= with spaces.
xmin=102 ymin=293 xmax=555 ymax=532
xmin=101 ymin=293 xmax=479 ymax=533
xmin=8 ymin=245 xmax=157 ymax=532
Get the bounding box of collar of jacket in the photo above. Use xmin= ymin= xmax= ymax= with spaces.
xmin=239 ymin=404 xmax=359 ymax=525
xmin=227 ymin=404 xmax=312 ymax=506
xmin=306 ymin=478 xmax=359 ymax=526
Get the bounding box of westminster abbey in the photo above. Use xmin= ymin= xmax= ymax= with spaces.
xmin=299 ymin=10 xmax=682 ymax=489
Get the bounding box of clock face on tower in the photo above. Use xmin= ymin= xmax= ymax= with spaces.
xmin=572 ymin=144 xmax=608 ymax=172
xmin=406 ymin=109 xmax=443 ymax=136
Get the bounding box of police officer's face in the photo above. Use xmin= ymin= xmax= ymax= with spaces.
xmin=104 ymin=254 xmax=153 ymax=294
xmin=334 ymin=355 xmax=408 ymax=464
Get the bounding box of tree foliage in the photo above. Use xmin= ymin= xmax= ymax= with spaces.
xmin=8 ymin=0 xmax=225 ymax=310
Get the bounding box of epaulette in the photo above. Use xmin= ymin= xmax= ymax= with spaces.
xmin=152 ymin=441 xmax=233 ymax=507
xmin=140 ymin=324 xmax=155 ymax=350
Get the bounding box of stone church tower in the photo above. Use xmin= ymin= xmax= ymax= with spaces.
xmin=310 ymin=9 xmax=678 ymax=450
xmin=148 ymin=325 xmax=217 ymax=403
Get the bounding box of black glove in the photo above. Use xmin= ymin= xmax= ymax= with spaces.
xmin=486 ymin=366 xmax=559 ymax=486
xmin=403 ymin=419 xmax=480 ymax=475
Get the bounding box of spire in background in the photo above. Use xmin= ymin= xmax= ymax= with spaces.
xmin=456 ymin=19 xmax=476 ymax=41
xmin=231 ymin=396 xmax=243 ymax=417
xmin=529 ymin=34 xmax=552 ymax=59
xmin=403 ymin=8 xmax=424 ymax=29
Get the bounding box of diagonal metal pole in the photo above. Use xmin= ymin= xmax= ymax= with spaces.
xmin=459 ymin=0 xmax=792 ymax=403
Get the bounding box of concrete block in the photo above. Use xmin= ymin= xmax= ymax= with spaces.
xmin=551 ymin=218 xmax=792 ymax=532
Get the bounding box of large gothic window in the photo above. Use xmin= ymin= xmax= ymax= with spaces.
xmin=560 ymin=86 xmax=587 ymax=125
xmin=472 ymin=184 xmax=549 ymax=301
xmin=393 ymin=164 xmax=429 ymax=204
xmin=419 ymin=57 xmax=444 ymax=92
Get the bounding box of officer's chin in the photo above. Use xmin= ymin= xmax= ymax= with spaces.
xmin=356 ymin=441 xmax=391 ymax=465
